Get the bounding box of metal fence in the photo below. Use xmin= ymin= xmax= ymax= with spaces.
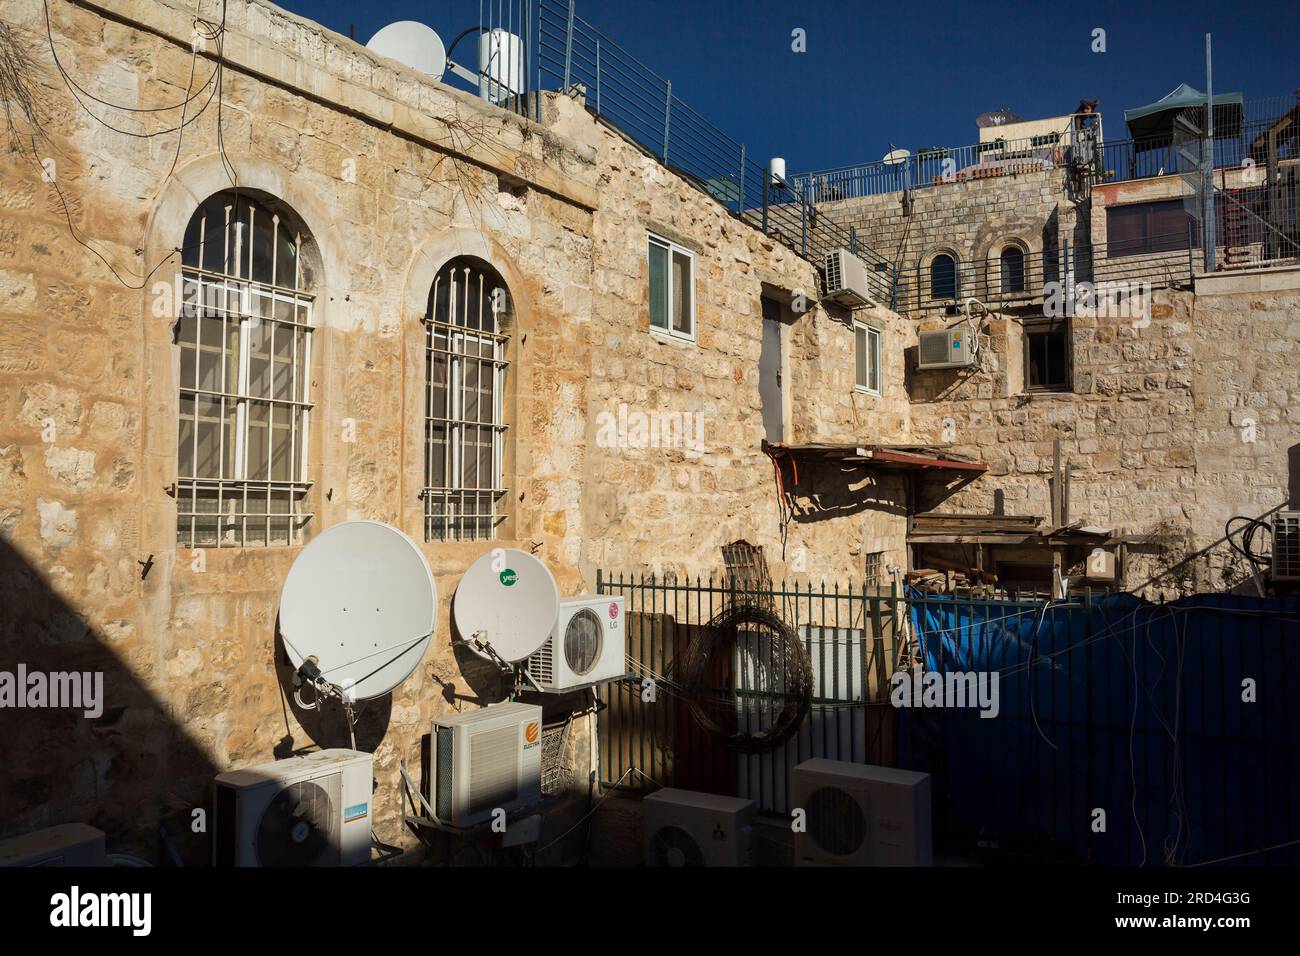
xmin=792 ymin=94 xmax=1300 ymax=204
xmin=893 ymin=232 xmax=1198 ymax=314
xmin=592 ymin=574 xmax=1300 ymax=865
xmin=594 ymin=572 xmax=906 ymax=815
xmin=528 ymin=0 xmax=896 ymax=301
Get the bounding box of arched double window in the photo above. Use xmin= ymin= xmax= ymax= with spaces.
xmin=930 ymin=253 xmax=958 ymax=300
xmin=423 ymin=258 xmax=511 ymax=541
xmin=176 ymin=191 xmax=315 ymax=548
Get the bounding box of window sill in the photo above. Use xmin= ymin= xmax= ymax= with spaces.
xmin=649 ymin=327 xmax=696 ymax=346
xmin=854 ymin=385 xmax=882 ymax=397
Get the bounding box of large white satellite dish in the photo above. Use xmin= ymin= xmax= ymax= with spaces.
xmin=279 ymin=520 xmax=436 ymax=701
xmin=453 ymin=549 xmax=559 ymax=664
xmin=366 ymin=21 xmax=447 ymax=81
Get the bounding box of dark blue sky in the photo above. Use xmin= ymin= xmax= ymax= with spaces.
xmin=276 ymin=0 xmax=1297 ymax=173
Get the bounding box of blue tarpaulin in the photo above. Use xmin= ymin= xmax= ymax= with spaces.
xmin=898 ymin=591 xmax=1300 ymax=866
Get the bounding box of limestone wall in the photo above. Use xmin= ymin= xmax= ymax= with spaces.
xmin=0 ymin=0 xmax=915 ymax=858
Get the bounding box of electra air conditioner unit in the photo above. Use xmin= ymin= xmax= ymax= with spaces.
xmin=430 ymin=702 xmax=542 ymax=829
xmin=0 ymin=823 xmax=107 ymax=867
xmin=1273 ymin=511 xmax=1300 ymax=582
xmin=526 ymin=595 xmax=627 ymax=692
xmin=213 ymin=749 xmax=373 ymax=867
xmin=917 ymin=328 xmax=977 ymax=370
xmin=824 ymin=248 xmax=873 ymax=307
xmin=643 ymin=788 xmax=756 ymax=867
xmin=791 ymin=758 xmax=932 ymax=866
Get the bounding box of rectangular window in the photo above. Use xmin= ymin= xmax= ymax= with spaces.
xmin=1106 ymin=199 xmax=1194 ymax=257
xmin=1024 ymin=319 xmax=1070 ymax=392
xmin=865 ymin=551 xmax=884 ymax=586
xmin=176 ymin=274 xmax=313 ymax=547
xmin=648 ymin=234 xmax=695 ymax=341
xmin=854 ymin=321 xmax=882 ymax=394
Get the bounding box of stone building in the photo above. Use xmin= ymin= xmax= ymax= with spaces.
xmin=0 ymin=0 xmax=1296 ymax=863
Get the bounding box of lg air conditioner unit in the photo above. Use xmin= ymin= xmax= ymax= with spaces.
xmin=917 ymin=328 xmax=977 ymax=370
xmin=1272 ymin=511 xmax=1300 ymax=582
xmin=791 ymin=758 xmax=932 ymax=866
xmin=824 ymin=248 xmax=873 ymax=307
xmin=0 ymin=823 xmax=107 ymax=867
xmin=643 ymin=788 xmax=756 ymax=867
xmin=526 ymin=595 xmax=627 ymax=692
xmin=430 ymin=702 xmax=542 ymax=829
xmin=213 ymin=749 xmax=373 ymax=867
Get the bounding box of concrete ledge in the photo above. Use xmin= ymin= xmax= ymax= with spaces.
xmin=1194 ymin=264 xmax=1300 ymax=296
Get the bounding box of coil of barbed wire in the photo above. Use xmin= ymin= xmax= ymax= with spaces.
xmin=680 ymin=601 xmax=812 ymax=754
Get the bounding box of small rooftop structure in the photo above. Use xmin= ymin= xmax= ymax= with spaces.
xmin=1124 ymin=83 xmax=1243 ymax=142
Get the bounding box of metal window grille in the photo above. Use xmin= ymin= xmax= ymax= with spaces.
xmin=423 ymin=259 xmax=510 ymax=541
xmin=176 ymin=193 xmax=314 ymax=548
xmin=864 ymin=552 xmax=884 ymax=586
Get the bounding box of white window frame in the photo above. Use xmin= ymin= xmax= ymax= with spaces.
xmin=853 ymin=320 xmax=883 ymax=395
xmin=647 ymin=233 xmax=696 ymax=344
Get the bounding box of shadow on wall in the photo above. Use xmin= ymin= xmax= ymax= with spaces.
xmin=0 ymin=537 xmax=217 ymax=864
xmin=781 ymin=461 xmax=909 ymax=523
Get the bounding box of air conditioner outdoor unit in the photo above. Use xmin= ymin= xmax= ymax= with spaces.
xmin=0 ymin=823 xmax=107 ymax=867
xmin=526 ymin=595 xmax=627 ymax=692
xmin=213 ymin=749 xmax=373 ymax=867
xmin=791 ymin=758 xmax=932 ymax=866
xmin=643 ymin=788 xmax=756 ymax=867
xmin=824 ymin=248 xmax=873 ymax=307
xmin=430 ymin=702 xmax=542 ymax=829
xmin=917 ymin=328 xmax=977 ymax=370
xmin=1273 ymin=511 xmax=1300 ymax=581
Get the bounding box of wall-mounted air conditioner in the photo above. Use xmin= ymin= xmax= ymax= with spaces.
xmin=1273 ymin=511 xmax=1300 ymax=581
xmin=0 ymin=823 xmax=107 ymax=867
xmin=791 ymin=758 xmax=932 ymax=866
xmin=917 ymin=328 xmax=977 ymax=370
xmin=213 ymin=749 xmax=373 ymax=867
xmin=430 ymin=702 xmax=542 ymax=829
xmin=643 ymin=788 xmax=756 ymax=867
xmin=824 ymin=248 xmax=873 ymax=307
xmin=526 ymin=595 xmax=627 ymax=692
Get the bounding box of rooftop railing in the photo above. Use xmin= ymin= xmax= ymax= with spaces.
xmin=529 ymin=0 xmax=896 ymax=301
xmin=793 ymin=94 xmax=1300 ymax=204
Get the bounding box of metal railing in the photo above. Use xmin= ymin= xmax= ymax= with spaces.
xmin=594 ymin=571 xmax=905 ymax=816
xmin=895 ymin=232 xmax=1197 ymax=314
xmin=793 ymin=94 xmax=1300 ymax=204
xmin=531 ymin=0 xmax=896 ymax=301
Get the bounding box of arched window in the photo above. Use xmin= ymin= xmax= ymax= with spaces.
xmin=176 ymin=191 xmax=315 ymax=548
xmin=424 ymin=257 xmax=511 ymax=541
xmin=930 ymin=253 xmax=957 ymax=300
xmin=1000 ymin=244 xmax=1026 ymax=293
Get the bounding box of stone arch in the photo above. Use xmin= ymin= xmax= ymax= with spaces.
xmin=399 ymin=229 xmax=532 ymax=543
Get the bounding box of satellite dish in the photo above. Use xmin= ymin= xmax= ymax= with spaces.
xmin=882 ymin=148 xmax=911 ymax=166
xmin=453 ymin=549 xmax=559 ymax=663
xmin=279 ymin=520 xmax=436 ymax=701
xmin=976 ymin=108 xmax=1024 ymax=129
xmin=366 ymin=21 xmax=447 ymax=81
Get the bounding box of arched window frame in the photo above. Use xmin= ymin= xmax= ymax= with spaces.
xmin=175 ymin=190 xmax=316 ymax=548
xmin=422 ymin=257 xmax=512 ymax=542
xmin=928 ymin=251 xmax=959 ymax=302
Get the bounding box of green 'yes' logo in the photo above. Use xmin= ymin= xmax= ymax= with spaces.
xmin=499 ymin=569 xmax=517 ymax=587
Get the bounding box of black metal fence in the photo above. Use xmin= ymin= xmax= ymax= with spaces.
xmin=594 ymin=572 xmax=906 ymax=815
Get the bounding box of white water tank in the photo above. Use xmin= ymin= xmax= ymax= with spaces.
xmin=769 ymin=157 xmax=787 ymax=184
xmin=479 ymin=29 xmax=524 ymax=103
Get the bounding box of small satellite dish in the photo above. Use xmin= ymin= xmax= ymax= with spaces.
xmin=882 ymin=148 xmax=911 ymax=166
xmin=366 ymin=21 xmax=447 ymax=81
xmin=279 ymin=521 xmax=436 ymax=701
xmin=453 ymin=549 xmax=559 ymax=664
